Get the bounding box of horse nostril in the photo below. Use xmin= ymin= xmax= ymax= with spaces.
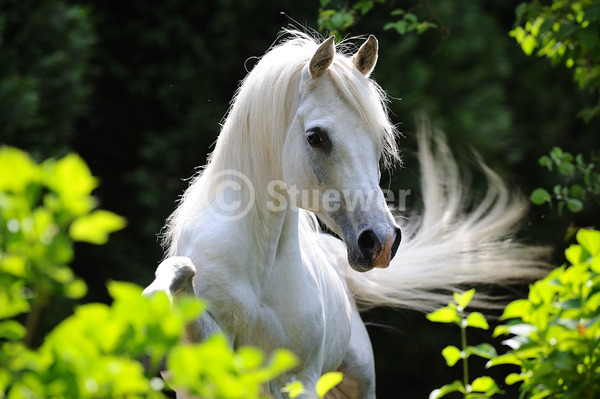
xmin=390 ymin=227 xmax=401 ymax=261
xmin=357 ymin=229 xmax=380 ymax=261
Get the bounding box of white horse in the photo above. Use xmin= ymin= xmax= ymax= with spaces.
xmin=143 ymin=31 xmax=548 ymax=398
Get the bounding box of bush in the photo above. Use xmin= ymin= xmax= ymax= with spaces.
xmin=0 ymin=147 xmax=341 ymax=398
xmin=493 ymin=229 xmax=600 ymax=398
xmin=428 ymin=229 xmax=600 ymax=398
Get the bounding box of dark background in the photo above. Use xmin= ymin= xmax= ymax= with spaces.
xmin=2 ymin=0 xmax=599 ymax=397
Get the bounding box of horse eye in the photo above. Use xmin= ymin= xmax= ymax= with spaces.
xmin=306 ymin=128 xmax=325 ymax=147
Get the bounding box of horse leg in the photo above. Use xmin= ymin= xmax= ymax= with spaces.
xmin=326 ymin=306 xmax=376 ymax=399
xmin=142 ymin=256 xmax=220 ymax=342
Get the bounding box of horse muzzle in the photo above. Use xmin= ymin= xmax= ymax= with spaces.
xmin=348 ymin=226 xmax=401 ymax=272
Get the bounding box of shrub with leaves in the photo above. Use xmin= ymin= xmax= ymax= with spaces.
xmin=317 ymin=0 xmax=437 ymax=39
xmin=0 ymin=146 xmax=126 ymax=345
xmin=510 ymin=0 xmax=600 ymax=121
xmin=492 ymin=229 xmax=600 ymax=398
xmin=427 ymin=289 xmax=502 ymax=399
xmin=530 ymin=147 xmax=600 ymax=215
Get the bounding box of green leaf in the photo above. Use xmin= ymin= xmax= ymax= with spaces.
xmin=441 ymin=345 xmax=462 ymax=367
xmin=569 ymin=184 xmax=584 ymax=199
xmin=577 ymin=229 xmax=600 ymax=257
xmin=236 ymin=346 xmax=264 ymax=370
xmin=264 ymin=349 xmax=298 ymax=379
xmin=505 ymin=372 xmax=526 ymax=385
xmin=283 ymin=380 xmax=305 ymax=399
xmin=63 ymin=278 xmax=87 ymax=299
xmin=566 ymin=197 xmax=583 ymax=213
xmin=44 ymin=153 xmax=98 ymax=215
xmin=465 ymin=312 xmax=489 ymax=330
xmin=0 ymin=320 xmax=26 ymax=340
xmin=521 ymin=35 xmax=537 ymax=55
xmin=487 ymin=352 xmax=521 ymax=367
xmin=0 ymin=146 xmax=39 ymax=193
xmin=315 ymin=372 xmax=343 ymax=398
xmin=501 ymin=299 xmax=532 ymax=320
xmin=426 ymin=307 xmax=461 ymax=324
xmin=467 ymin=343 xmax=497 ymax=360
xmin=0 ymin=281 xmax=30 ymax=319
xmin=454 ymin=289 xmax=475 ymax=309
xmin=69 ymin=210 xmax=126 ymax=244
xmin=557 ymin=160 xmax=575 ymax=176
xmin=530 ymin=188 xmax=551 ymax=205
xmin=470 ymin=376 xmax=497 ymax=392
xmin=429 ymin=380 xmax=464 ymax=399
xmin=538 ymin=155 xmax=552 ymax=169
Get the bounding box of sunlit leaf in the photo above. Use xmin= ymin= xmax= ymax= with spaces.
xmin=0 ymin=320 xmax=26 ymax=340
xmin=0 ymin=281 xmax=30 ymax=319
xmin=441 ymin=345 xmax=462 ymax=367
xmin=505 ymin=372 xmax=526 ymax=385
xmin=470 ymin=376 xmax=498 ymax=392
xmin=429 ymin=380 xmax=463 ymax=399
xmin=264 ymin=348 xmax=298 ymax=378
xmin=69 ymin=210 xmax=126 ymax=244
xmin=315 ymin=372 xmax=343 ymax=398
xmin=235 ymin=346 xmax=264 ymax=370
xmin=283 ymin=380 xmax=305 ymax=399
xmin=577 ymin=229 xmax=600 ymax=257
xmin=426 ymin=307 xmax=460 ymax=324
xmin=454 ymin=289 xmax=475 ymax=309
xmin=467 ymin=343 xmax=497 ymax=360
xmin=0 ymin=146 xmax=39 ymax=193
xmin=63 ymin=278 xmax=87 ymax=299
xmin=466 ymin=312 xmax=489 ymax=330
xmin=486 ymin=352 xmax=521 ymax=368
xmin=501 ymin=299 xmax=532 ymax=320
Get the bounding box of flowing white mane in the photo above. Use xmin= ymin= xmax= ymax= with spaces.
xmin=163 ymin=31 xmax=399 ymax=255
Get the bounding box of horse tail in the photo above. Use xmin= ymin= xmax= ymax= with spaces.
xmin=340 ymin=119 xmax=551 ymax=312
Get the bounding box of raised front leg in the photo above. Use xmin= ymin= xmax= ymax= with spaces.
xmin=143 ymin=256 xmax=220 ymax=342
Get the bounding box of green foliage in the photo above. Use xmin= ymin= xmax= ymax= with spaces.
xmin=0 ymin=146 xmax=126 ymax=344
xmin=318 ymin=0 xmax=384 ymax=38
xmin=492 ymin=229 xmax=600 ymax=398
xmin=383 ymin=8 xmax=438 ymax=36
xmin=317 ymin=0 xmax=436 ymax=39
xmin=0 ymin=0 xmax=95 ymax=154
xmin=1 ymin=282 xmax=200 ymax=398
xmin=428 ymin=230 xmax=600 ymax=398
xmin=282 ymin=372 xmax=343 ymax=399
xmin=2 ymin=280 xmax=300 ymax=398
xmin=427 ymin=289 xmax=503 ymax=399
xmin=530 ymin=147 xmax=600 ymax=215
xmin=0 ymin=148 xmax=304 ymax=398
xmin=167 ymin=335 xmax=298 ymax=399
xmin=510 ymin=0 xmax=600 ymax=121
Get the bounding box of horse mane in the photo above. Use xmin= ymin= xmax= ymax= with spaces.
xmin=163 ymin=30 xmax=400 ymax=255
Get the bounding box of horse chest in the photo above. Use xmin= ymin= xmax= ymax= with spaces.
xmin=210 ymin=272 xmax=325 ymax=351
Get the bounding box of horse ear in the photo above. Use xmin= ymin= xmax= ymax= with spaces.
xmin=309 ymin=36 xmax=336 ymax=78
xmin=352 ymin=35 xmax=378 ymax=77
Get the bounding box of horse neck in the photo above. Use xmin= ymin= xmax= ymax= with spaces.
xmin=199 ymin=91 xmax=302 ymax=266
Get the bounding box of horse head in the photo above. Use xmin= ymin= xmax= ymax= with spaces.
xmin=282 ymin=35 xmax=401 ymax=272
